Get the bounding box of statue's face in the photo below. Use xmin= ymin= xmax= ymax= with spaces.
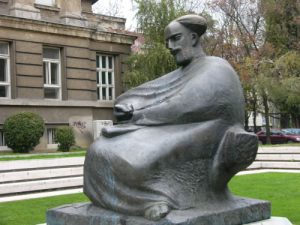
xmin=165 ymin=21 xmax=196 ymax=66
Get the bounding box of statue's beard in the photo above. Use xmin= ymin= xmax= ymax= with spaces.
xmin=174 ymin=47 xmax=194 ymax=66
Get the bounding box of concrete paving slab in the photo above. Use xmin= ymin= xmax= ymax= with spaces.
xmin=237 ymin=169 xmax=300 ymax=175
xmin=245 ymin=217 xmax=292 ymax=225
xmin=1 ymin=169 xmax=299 ymax=203
xmin=0 ymin=157 xmax=84 ymax=171
xmin=0 ymin=188 xmax=83 ymax=203
xmin=0 ymin=177 xmax=83 ymax=195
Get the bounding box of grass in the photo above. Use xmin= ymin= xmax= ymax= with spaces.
xmin=0 ymin=193 xmax=89 ymax=225
xmin=229 ymin=172 xmax=300 ymax=225
xmin=0 ymin=150 xmax=86 ymax=161
xmin=0 ymin=172 xmax=299 ymax=225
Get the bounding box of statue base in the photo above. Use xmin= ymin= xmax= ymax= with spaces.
xmin=47 ymin=197 xmax=271 ymax=225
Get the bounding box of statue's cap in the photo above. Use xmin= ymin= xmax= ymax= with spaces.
xmin=175 ymin=14 xmax=207 ymax=36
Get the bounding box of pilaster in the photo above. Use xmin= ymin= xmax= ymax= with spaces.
xmin=9 ymin=0 xmax=41 ymax=20
xmin=59 ymin=0 xmax=87 ymax=27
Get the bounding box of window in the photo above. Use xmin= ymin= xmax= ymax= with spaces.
xmin=43 ymin=47 xmax=61 ymax=99
xmin=96 ymin=55 xmax=115 ymax=101
xmin=47 ymin=128 xmax=57 ymax=144
xmin=0 ymin=42 xmax=10 ymax=98
xmin=35 ymin=0 xmax=55 ymax=6
xmin=0 ymin=129 xmax=6 ymax=147
xmin=46 ymin=128 xmax=58 ymax=149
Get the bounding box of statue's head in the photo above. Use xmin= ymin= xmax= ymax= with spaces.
xmin=164 ymin=14 xmax=207 ymax=66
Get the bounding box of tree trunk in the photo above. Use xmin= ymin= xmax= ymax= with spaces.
xmin=291 ymin=114 xmax=300 ymax=128
xmin=251 ymin=87 xmax=258 ymax=133
xmin=253 ymin=110 xmax=257 ymax=132
xmin=280 ymin=113 xmax=290 ymax=128
xmin=244 ymin=110 xmax=249 ymax=131
xmin=262 ymin=92 xmax=271 ymax=144
xmin=253 ymin=94 xmax=257 ymax=132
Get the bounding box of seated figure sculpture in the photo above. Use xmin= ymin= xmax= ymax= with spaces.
xmin=84 ymin=14 xmax=258 ymax=221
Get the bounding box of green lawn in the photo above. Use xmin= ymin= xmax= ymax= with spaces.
xmin=0 ymin=193 xmax=89 ymax=225
xmin=229 ymin=172 xmax=300 ymax=225
xmin=0 ymin=172 xmax=299 ymax=225
xmin=0 ymin=151 xmax=86 ymax=161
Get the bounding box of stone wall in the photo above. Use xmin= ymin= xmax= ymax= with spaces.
xmin=0 ymin=0 xmax=136 ymax=150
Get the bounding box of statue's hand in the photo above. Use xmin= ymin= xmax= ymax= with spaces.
xmin=114 ymin=104 xmax=134 ymax=121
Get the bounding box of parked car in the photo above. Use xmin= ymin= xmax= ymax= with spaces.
xmin=282 ymin=128 xmax=300 ymax=143
xmin=256 ymin=130 xmax=287 ymax=144
xmin=282 ymin=128 xmax=300 ymax=135
xmin=257 ymin=129 xmax=300 ymax=144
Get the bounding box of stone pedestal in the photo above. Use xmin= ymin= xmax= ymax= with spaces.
xmin=47 ymin=197 xmax=271 ymax=225
xmin=40 ymin=217 xmax=293 ymax=225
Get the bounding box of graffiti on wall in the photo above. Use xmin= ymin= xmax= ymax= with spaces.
xmin=72 ymin=121 xmax=87 ymax=133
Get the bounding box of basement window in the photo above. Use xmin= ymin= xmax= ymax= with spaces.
xmin=47 ymin=128 xmax=57 ymax=145
xmin=0 ymin=129 xmax=6 ymax=147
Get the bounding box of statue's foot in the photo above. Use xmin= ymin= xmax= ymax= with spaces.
xmin=144 ymin=203 xmax=170 ymax=221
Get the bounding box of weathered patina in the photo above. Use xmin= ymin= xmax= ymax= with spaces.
xmin=83 ymin=14 xmax=265 ymax=222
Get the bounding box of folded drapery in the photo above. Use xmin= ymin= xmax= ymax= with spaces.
xmin=83 ymin=56 xmax=251 ymax=217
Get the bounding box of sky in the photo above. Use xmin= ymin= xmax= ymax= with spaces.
xmin=92 ymin=0 xmax=213 ymax=31
xmin=92 ymin=0 xmax=138 ymax=30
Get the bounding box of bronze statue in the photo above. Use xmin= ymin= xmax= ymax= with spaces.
xmin=82 ymin=14 xmax=268 ymax=223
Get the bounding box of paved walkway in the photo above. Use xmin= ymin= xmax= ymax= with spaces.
xmin=1 ymin=169 xmax=300 ymax=203
xmin=0 ymin=146 xmax=298 ymax=158
xmin=237 ymin=169 xmax=300 ymax=175
xmin=0 ymin=188 xmax=83 ymax=203
xmin=1 ymin=146 xmax=299 ymax=204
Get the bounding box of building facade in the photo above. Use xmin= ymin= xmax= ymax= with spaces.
xmin=0 ymin=0 xmax=136 ymax=151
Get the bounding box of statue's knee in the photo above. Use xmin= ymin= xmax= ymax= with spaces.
xmin=218 ymin=128 xmax=258 ymax=169
xmin=211 ymin=127 xmax=259 ymax=189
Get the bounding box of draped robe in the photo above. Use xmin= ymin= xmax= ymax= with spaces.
xmin=83 ymin=56 xmax=248 ymax=216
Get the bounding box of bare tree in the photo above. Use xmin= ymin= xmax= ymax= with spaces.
xmin=205 ymin=0 xmax=273 ymax=138
xmin=93 ymin=0 xmax=125 ymax=17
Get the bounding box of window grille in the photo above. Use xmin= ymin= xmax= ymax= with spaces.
xmin=96 ymin=55 xmax=115 ymax=101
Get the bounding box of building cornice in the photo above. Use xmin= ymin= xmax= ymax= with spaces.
xmin=0 ymin=98 xmax=114 ymax=108
xmin=0 ymin=15 xmax=136 ymax=45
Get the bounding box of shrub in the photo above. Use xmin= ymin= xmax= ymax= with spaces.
xmin=55 ymin=126 xmax=75 ymax=152
xmin=3 ymin=112 xmax=44 ymax=153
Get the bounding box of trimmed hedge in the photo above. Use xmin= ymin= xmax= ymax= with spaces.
xmin=55 ymin=126 xmax=75 ymax=152
xmin=3 ymin=112 xmax=44 ymax=153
